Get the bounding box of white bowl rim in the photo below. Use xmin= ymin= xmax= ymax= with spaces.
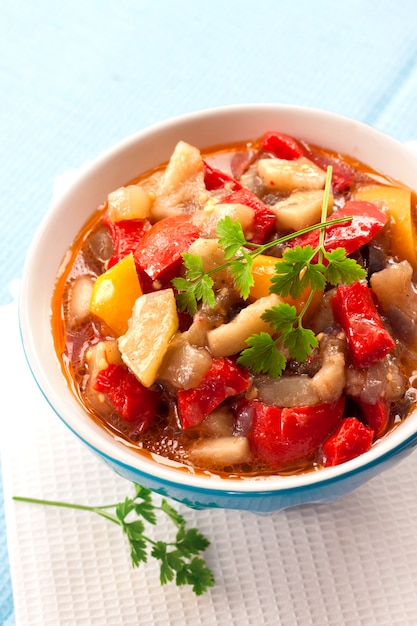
xmin=19 ymin=102 xmax=417 ymax=495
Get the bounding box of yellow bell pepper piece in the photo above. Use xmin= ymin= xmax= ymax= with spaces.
xmin=249 ymin=254 xmax=278 ymax=300
xmin=354 ymin=185 xmax=417 ymax=269
xmin=89 ymin=253 xmax=142 ymax=336
xmin=249 ymin=254 xmax=322 ymax=319
xmin=118 ymin=289 xmax=179 ymax=387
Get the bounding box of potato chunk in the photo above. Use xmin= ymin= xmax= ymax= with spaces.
xmin=118 ymin=289 xmax=179 ymax=387
xmin=106 ymin=185 xmax=153 ymax=221
xmin=193 ymin=202 xmax=254 ymax=239
xmin=207 ymin=293 xmax=282 ymax=357
xmin=151 ymin=141 xmax=206 ymax=220
xmin=188 ymin=436 xmax=251 ymax=467
xmin=257 ymin=157 xmax=326 ymax=192
xmin=187 ymin=238 xmax=232 ymax=288
xmin=272 ymin=189 xmax=333 ymax=231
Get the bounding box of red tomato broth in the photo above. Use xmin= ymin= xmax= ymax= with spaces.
xmin=51 ymin=133 xmax=417 ymax=478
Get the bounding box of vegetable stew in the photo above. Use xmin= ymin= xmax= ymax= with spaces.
xmin=52 ymin=131 xmax=417 ymax=477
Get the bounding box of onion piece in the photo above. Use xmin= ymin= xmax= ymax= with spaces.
xmin=158 ymin=335 xmax=212 ymax=390
xmin=188 ymin=436 xmax=251 ymax=467
xmin=68 ymin=275 xmax=95 ymax=327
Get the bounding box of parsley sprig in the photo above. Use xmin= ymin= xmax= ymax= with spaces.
xmin=13 ymin=483 xmax=214 ymax=596
xmin=173 ymin=166 xmax=366 ymax=377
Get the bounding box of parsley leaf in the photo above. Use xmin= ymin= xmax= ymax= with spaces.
xmin=179 ymin=557 xmax=215 ymax=596
xmin=324 ymin=247 xmax=367 ymax=285
xmin=262 ymin=303 xmax=298 ymax=334
xmin=181 ymin=252 xmax=205 ymax=280
xmin=283 ymin=325 xmax=318 ymax=363
xmin=238 ymin=332 xmax=287 ymax=378
xmin=13 ymin=483 xmax=214 ymax=596
xmin=172 ymin=254 xmax=215 ymax=316
xmin=216 ymin=214 xmax=247 ymax=258
xmin=270 ymin=247 xmax=326 ymax=299
xmin=229 ymin=251 xmax=254 ymax=300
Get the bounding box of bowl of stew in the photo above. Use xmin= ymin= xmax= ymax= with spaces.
xmin=20 ymin=104 xmax=417 ymax=513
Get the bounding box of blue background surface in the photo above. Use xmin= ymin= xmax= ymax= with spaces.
xmin=2 ymin=1 xmax=417 ymax=622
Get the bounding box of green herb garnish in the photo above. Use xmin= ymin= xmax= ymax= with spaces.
xmin=13 ymin=483 xmax=214 ymax=596
xmin=173 ymin=167 xmax=366 ymax=377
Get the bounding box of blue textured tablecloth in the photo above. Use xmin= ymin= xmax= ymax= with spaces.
xmin=2 ymin=1 xmax=417 ymax=623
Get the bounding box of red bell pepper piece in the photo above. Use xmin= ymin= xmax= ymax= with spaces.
xmin=246 ymin=396 xmax=345 ymax=467
xmin=203 ymin=161 xmax=242 ymax=191
xmin=290 ymin=200 xmax=387 ymax=256
xmin=291 ymin=200 xmax=387 ymax=254
xmin=331 ymin=282 xmax=395 ymax=369
xmin=177 ymin=357 xmax=250 ymax=429
xmin=321 ymin=417 xmax=373 ymax=466
xmin=357 ymin=398 xmax=390 ymax=439
xmin=220 ymin=188 xmax=276 ymax=244
xmin=103 ymin=218 xmax=151 ymax=269
xmin=134 ymin=214 xmax=199 ymax=281
xmin=261 ymin=131 xmax=306 ymax=160
xmin=93 ymin=363 xmax=159 ymax=429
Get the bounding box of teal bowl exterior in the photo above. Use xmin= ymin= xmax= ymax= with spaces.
xmin=62 ymin=423 xmax=417 ymax=513
xmin=19 ymin=104 xmax=417 ymax=513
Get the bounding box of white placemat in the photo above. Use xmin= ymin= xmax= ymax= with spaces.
xmin=3 ymin=159 xmax=417 ymax=624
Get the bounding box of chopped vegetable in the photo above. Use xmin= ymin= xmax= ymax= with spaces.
xmin=93 ymin=363 xmax=159 ymax=427
xmin=203 ymin=161 xmax=242 ymax=191
xmin=331 ymin=281 xmax=395 ymax=368
xmin=188 ymin=436 xmax=251 ymax=467
xmin=321 ymin=417 xmax=373 ymax=466
xmin=289 ymin=200 xmax=388 ymax=256
xmin=151 ymin=140 xmax=206 ymax=220
xmin=220 ymin=188 xmax=276 ymax=243
xmin=354 ymin=184 xmax=417 ymax=268
xmin=158 ymin=335 xmax=212 ymax=390
xmin=370 ymin=260 xmax=417 ymax=322
xmin=272 ymin=189 xmax=333 ymax=232
xmin=85 ymin=339 xmax=122 ymax=379
xmin=207 ymin=294 xmax=283 ymax=357
xmin=246 ymin=396 xmax=345 ymax=467
xmin=89 ymin=252 xmax=142 ymax=336
xmin=261 ymin=130 xmax=306 ymax=160
xmin=68 ymin=275 xmax=95 ymax=327
xmin=249 ymin=254 xmax=322 ymax=317
xmin=193 ymin=201 xmax=254 ymax=240
xmin=309 ymin=152 xmax=356 ymax=191
xmin=104 ymin=218 xmax=151 ymax=268
xmin=118 ymin=289 xmax=179 ymax=388
xmin=357 ymin=398 xmax=390 ymax=439
xmin=107 ymin=185 xmax=153 ymax=222
xmin=257 ymin=156 xmax=327 ymax=191
xmin=134 ymin=214 xmax=199 ymax=281
xmin=177 ymin=357 xmax=250 ymax=429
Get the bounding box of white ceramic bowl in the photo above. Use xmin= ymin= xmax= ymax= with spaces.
xmin=19 ymin=104 xmax=417 ymax=513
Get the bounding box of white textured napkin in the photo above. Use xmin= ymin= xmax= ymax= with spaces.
xmin=3 ymin=160 xmax=417 ymax=625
